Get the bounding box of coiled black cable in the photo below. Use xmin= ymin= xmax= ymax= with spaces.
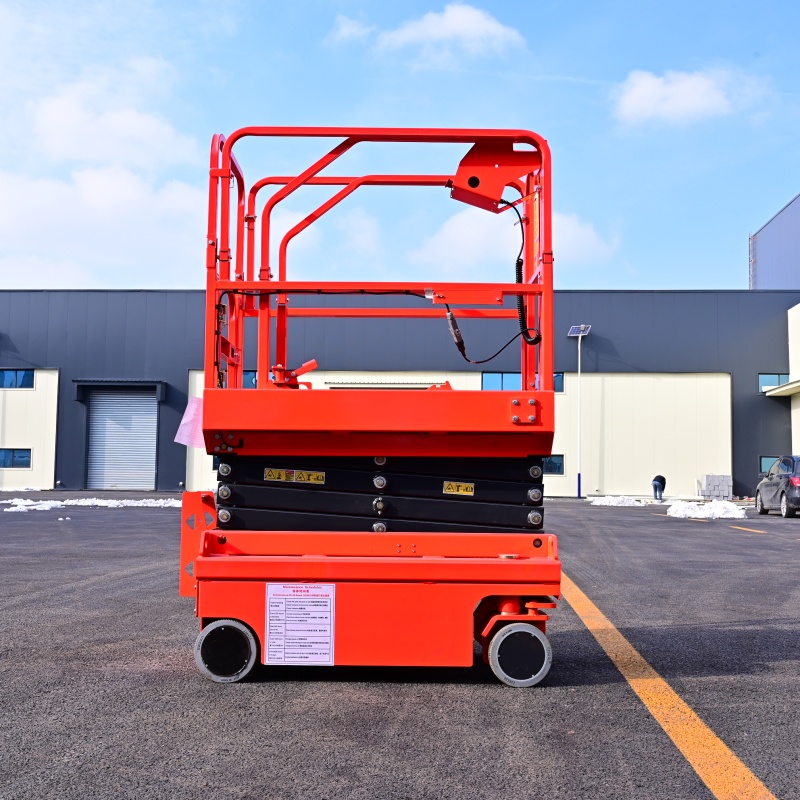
xmin=500 ymin=199 xmax=541 ymax=347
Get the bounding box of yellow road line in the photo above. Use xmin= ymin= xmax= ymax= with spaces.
xmin=729 ymin=525 xmax=766 ymax=534
xmin=561 ymin=573 xmax=776 ymax=800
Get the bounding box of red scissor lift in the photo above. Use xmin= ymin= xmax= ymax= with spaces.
xmin=180 ymin=127 xmax=562 ymax=686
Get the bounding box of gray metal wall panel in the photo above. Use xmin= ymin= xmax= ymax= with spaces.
xmin=1 ymin=289 xmax=799 ymax=496
xmin=751 ymin=194 xmax=800 ymax=289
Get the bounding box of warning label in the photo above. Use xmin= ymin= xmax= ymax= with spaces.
xmin=263 ymin=468 xmax=326 ymax=484
xmin=443 ymin=481 xmax=475 ymax=496
xmin=265 ymin=584 xmax=335 ymax=666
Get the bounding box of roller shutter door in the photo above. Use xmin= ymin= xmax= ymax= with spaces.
xmin=87 ymin=390 xmax=157 ymax=490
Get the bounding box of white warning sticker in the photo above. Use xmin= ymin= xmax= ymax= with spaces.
xmin=265 ymin=584 xmax=335 ymax=666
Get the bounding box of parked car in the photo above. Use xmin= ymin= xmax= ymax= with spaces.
xmin=755 ymin=456 xmax=800 ymax=517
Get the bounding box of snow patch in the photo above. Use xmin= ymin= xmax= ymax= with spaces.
xmin=591 ymin=496 xmax=645 ymax=507
xmin=666 ymin=500 xmax=746 ymax=520
xmin=3 ymin=497 xmax=181 ymax=512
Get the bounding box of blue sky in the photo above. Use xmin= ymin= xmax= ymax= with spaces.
xmin=1 ymin=0 xmax=798 ymax=290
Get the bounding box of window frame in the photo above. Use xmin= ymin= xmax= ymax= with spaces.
xmin=0 ymin=369 xmax=35 ymax=389
xmin=0 ymin=448 xmax=33 ymax=469
xmin=758 ymin=373 xmax=789 ymax=394
xmin=543 ymin=454 xmax=564 ymax=475
xmin=482 ymin=372 xmax=564 ymax=392
xmin=243 ymin=370 xmax=258 ymax=388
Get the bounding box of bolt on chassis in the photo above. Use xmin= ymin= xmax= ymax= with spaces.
xmin=179 ymin=127 xmax=561 ymax=687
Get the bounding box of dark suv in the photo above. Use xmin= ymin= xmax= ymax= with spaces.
xmin=755 ymin=456 xmax=800 ymax=517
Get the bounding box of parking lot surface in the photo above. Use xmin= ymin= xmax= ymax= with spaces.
xmin=0 ymin=497 xmax=797 ymax=799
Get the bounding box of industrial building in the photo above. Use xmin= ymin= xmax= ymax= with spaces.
xmin=2 ymin=288 xmax=799 ymax=499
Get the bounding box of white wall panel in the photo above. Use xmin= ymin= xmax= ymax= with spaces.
xmin=546 ymin=373 xmax=732 ymax=499
xmin=788 ymin=304 xmax=800 ymax=379
xmin=0 ymin=370 xmax=59 ymax=490
xmin=789 ymin=304 xmax=800 ymax=455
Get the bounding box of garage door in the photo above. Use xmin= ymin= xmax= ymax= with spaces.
xmin=87 ymin=390 xmax=158 ymax=490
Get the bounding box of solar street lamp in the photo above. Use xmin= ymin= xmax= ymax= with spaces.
xmin=567 ymin=324 xmax=591 ymax=498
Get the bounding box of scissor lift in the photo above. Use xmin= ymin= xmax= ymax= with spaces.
xmin=179 ymin=127 xmax=561 ymax=686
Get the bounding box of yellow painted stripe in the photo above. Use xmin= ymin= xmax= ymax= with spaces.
xmin=729 ymin=525 xmax=766 ymax=534
xmin=561 ymin=573 xmax=776 ymax=800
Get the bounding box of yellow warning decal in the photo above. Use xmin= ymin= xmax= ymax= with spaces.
xmin=294 ymin=470 xmax=326 ymax=484
xmin=264 ymin=468 xmax=325 ymax=484
xmin=443 ymin=481 xmax=475 ymax=496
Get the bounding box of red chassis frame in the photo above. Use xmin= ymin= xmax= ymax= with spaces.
xmin=181 ymin=127 xmax=561 ymax=683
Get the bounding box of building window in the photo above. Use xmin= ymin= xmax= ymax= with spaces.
xmin=759 ymin=455 xmax=779 ymax=474
xmin=482 ymin=372 xmax=521 ymax=390
xmin=543 ymin=455 xmax=564 ymax=475
xmin=758 ymin=373 xmax=789 ymax=393
xmin=482 ymin=372 xmax=564 ymax=391
xmin=0 ymin=449 xmax=32 ymax=468
xmin=0 ymin=369 xmax=34 ymax=388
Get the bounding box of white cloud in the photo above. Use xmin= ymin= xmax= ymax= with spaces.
xmin=614 ymin=69 xmax=735 ymax=125
xmin=269 ymin=207 xmax=325 ymax=269
xmin=379 ymin=3 xmax=524 ymax=53
xmin=30 ymin=59 xmax=199 ymax=171
xmin=553 ymin=212 xmax=618 ymax=268
xmin=0 ymin=167 xmax=205 ymax=289
xmin=329 ymin=4 xmax=524 ymax=68
xmin=0 ymin=2 xmax=242 ymax=290
xmin=409 ymin=206 xmax=524 ymax=279
xmin=326 ymin=15 xmax=375 ymax=43
xmin=408 ymin=207 xmax=617 ymax=280
xmin=332 ymin=207 xmax=383 ymax=260
xmin=268 ymin=205 xmax=386 ymax=281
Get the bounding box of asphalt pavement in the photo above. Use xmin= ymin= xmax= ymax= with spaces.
xmin=0 ymin=497 xmax=796 ymax=799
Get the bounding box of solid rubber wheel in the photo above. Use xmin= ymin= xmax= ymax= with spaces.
xmin=488 ymin=622 xmax=552 ymax=687
xmin=780 ymin=493 xmax=795 ymax=518
xmin=194 ymin=619 xmax=258 ymax=683
xmin=755 ymin=492 xmax=768 ymax=515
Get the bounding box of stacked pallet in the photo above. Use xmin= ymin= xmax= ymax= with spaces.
xmin=701 ymin=474 xmax=733 ymax=501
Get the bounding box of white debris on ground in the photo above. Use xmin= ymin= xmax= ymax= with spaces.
xmin=666 ymin=500 xmax=746 ymax=520
xmin=2 ymin=499 xmax=64 ymax=512
xmin=0 ymin=487 xmax=40 ymax=492
xmin=1 ymin=498 xmax=181 ymax=512
xmin=590 ymin=496 xmax=645 ymax=506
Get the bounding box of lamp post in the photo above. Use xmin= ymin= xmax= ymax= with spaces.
xmin=567 ymin=324 xmax=591 ymax=498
